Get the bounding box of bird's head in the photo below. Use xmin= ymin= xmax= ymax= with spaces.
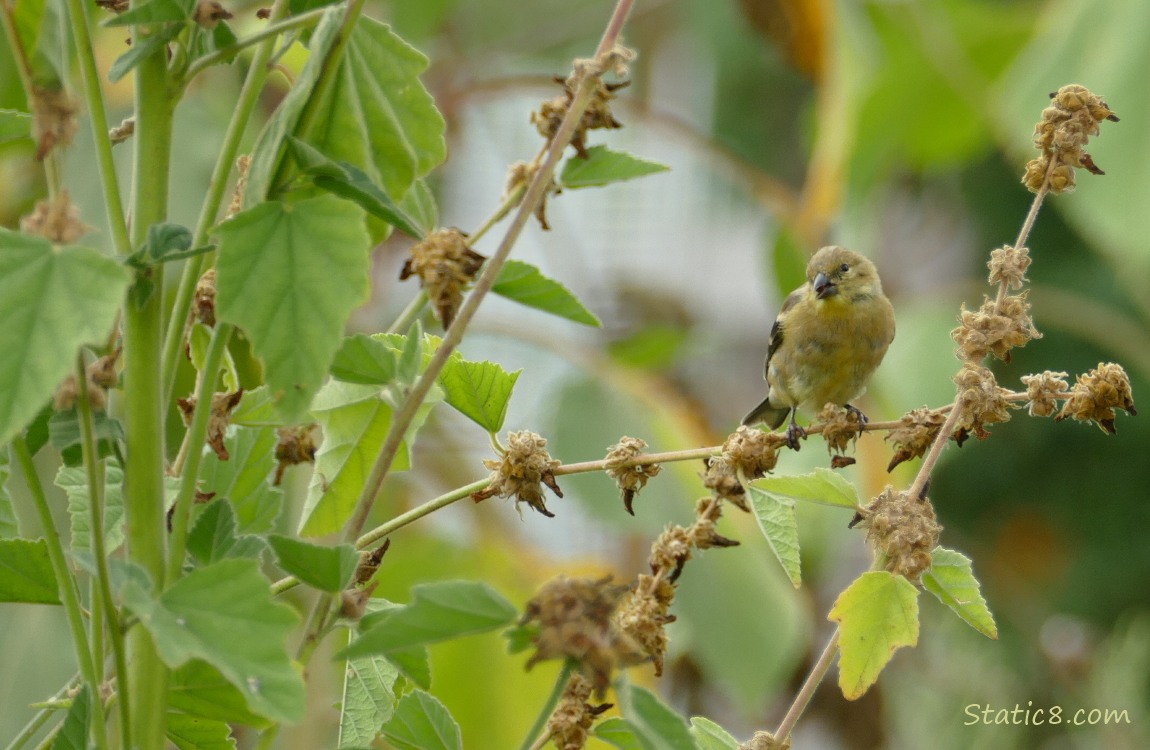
xmin=806 ymin=246 xmax=882 ymax=301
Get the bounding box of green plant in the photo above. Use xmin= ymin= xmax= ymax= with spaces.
xmin=0 ymin=1 xmax=1136 ymax=749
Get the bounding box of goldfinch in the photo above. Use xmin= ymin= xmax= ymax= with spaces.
xmin=742 ymin=246 xmax=896 ymax=449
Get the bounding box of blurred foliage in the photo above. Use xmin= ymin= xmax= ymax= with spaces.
xmin=2 ymin=0 xmax=1148 ymax=747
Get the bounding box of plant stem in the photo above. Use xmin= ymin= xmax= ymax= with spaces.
xmin=166 ymin=323 xmax=235 ymax=583
xmin=182 ymin=6 xmax=329 ymax=83
xmin=10 ymin=439 xmax=110 ymax=750
xmin=518 ymin=660 xmax=575 ymax=750
xmin=386 ymin=290 xmax=429 ymax=335
xmin=773 ymin=629 xmax=840 ymax=742
xmin=75 ymin=357 xmax=131 ymax=748
xmin=124 ymin=29 xmax=175 ymax=749
xmin=161 ymin=0 xmax=289 ymax=408
xmin=3 ymin=675 xmax=80 ymax=750
xmin=340 ymin=0 xmax=637 ymax=543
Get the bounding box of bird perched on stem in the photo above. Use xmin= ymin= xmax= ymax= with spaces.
xmin=743 ymin=246 xmax=896 ymax=450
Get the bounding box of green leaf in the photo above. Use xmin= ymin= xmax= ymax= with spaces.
xmin=305 ymin=17 xmax=446 ymax=201
xmin=828 ymin=571 xmax=920 ymax=700
xmin=399 ymin=179 xmax=437 ymax=235
xmin=0 ymin=109 xmax=33 ymax=145
xmin=690 ymin=717 xmax=740 ymax=750
xmin=214 ymin=195 xmax=371 ymax=421
xmin=50 ymin=684 xmax=89 ymax=750
xmin=47 ymin=408 xmax=125 ymax=467
xmin=331 ymin=333 xmax=398 ymax=384
xmin=379 ymin=690 xmax=461 ymax=750
xmin=0 ymin=449 xmax=17 ymax=538
xmin=169 ymin=660 xmax=273 ymax=729
xmin=108 ymin=24 xmax=183 ymax=83
xmin=0 ymin=538 xmax=59 ymax=603
xmin=0 ymin=230 xmax=132 ymax=446
xmin=492 ymin=260 xmax=600 ymax=327
xmin=396 ymin=322 xmax=423 ymax=385
xmin=595 ymin=718 xmax=645 ymax=750
xmin=289 ymin=139 xmax=427 ymax=238
xmin=559 ymin=145 xmax=670 ymax=188
xmin=166 ymin=712 xmax=237 ymax=750
xmin=770 ymin=226 xmax=809 ymax=305
xmin=615 ymin=682 xmax=698 ymax=750
xmin=386 ymin=646 xmax=431 ymax=690
xmin=267 ymin=534 xmax=358 ymax=592
xmin=746 ymin=482 xmax=801 ymax=588
xmin=103 ymin=0 xmax=193 ymax=26
xmin=187 ymin=500 xmax=266 ymax=566
xmin=923 ymin=547 xmax=998 ymax=639
xmin=11 ymin=0 xmax=65 ymax=86
xmin=198 ymin=426 xmax=282 ymax=535
xmin=57 ymin=463 xmax=125 ymax=556
xmin=338 ymin=646 xmax=400 ymax=748
xmin=502 ymin=622 xmax=538 ymax=655
xmin=437 ymin=357 xmax=520 ymax=432
xmin=750 ymin=469 xmax=861 ymax=509
xmin=188 ymin=324 xmax=240 ymax=392
xmin=342 ymin=580 xmax=517 ymax=659
xmin=229 ymin=387 xmax=281 ymax=429
xmin=121 ymin=558 xmax=306 ymax=723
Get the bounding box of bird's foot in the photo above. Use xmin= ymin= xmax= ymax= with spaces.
xmin=844 ymin=404 xmax=869 ymax=436
xmin=785 ymin=421 xmax=807 ymax=451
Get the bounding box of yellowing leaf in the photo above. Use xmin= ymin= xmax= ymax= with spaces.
xmin=828 ymin=571 xmax=919 ymax=700
xmin=923 ymin=546 xmax=998 ymax=639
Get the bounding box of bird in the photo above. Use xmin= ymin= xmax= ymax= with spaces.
xmin=742 ymin=245 xmax=896 ymax=450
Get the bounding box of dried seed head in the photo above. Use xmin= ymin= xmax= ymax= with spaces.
xmin=740 ymin=731 xmax=791 ymax=750
xmin=473 ymin=431 xmax=563 ymax=517
xmin=1021 ymin=370 xmax=1069 ymax=417
xmin=856 ymin=487 xmax=941 ymax=582
xmin=952 ymin=293 xmax=1041 ymax=363
xmin=690 ymin=497 xmax=738 ymax=550
xmin=953 ymin=364 xmax=1013 ymax=440
xmin=721 ymin=425 xmax=784 ymax=480
xmin=87 ymin=349 xmax=121 ymax=389
xmin=399 ymin=229 xmax=487 ymax=329
xmin=193 ymin=268 xmax=217 ymax=327
xmin=177 ymin=390 xmax=244 ymax=460
xmin=226 ymin=155 xmax=250 ymax=220
xmin=613 ymin=574 xmax=675 ymax=676
xmin=522 ymin=575 xmax=638 ymax=695
xmin=649 ymin=524 xmax=693 ymax=578
xmin=194 ymin=0 xmax=233 ymax=28
xmin=546 ymin=674 xmax=611 ymax=750
xmin=339 ymin=580 xmax=377 ymax=620
xmin=885 ymin=406 xmax=948 ymax=471
xmin=530 ymin=58 xmax=630 ymax=159
xmin=817 ymin=403 xmax=864 ymax=456
xmin=20 ymin=191 xmax=91 ymax=244
xmin=604 ymin=436 xmax=661 ymax=515
xmin=987 ymin=245 xmax=1031 ymax=290
xmin=505 ymin=160 xmax=562 ymax=231
xmin=353 ymin=539 xmax=390 ymax=587
xmin=1024 ymin=84 xmax=1117 ymax=194
xmin=1056 ymin=362 xmax=1136 ymax=434
xmin=701 ymin=457 xmax=748 ymax=511
xmin=30 ymin=86 xmax=79 ymax=161
xmin=274 ymin=424 xmax=318 ymax=485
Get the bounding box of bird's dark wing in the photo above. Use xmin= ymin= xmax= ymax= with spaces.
xmin=764 ymin=288 xmax=804 ymax=378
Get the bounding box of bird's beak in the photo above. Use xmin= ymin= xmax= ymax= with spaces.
xmin=813 ymin=272 xmax=837 ymax=299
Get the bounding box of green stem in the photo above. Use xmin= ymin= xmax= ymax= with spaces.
xmin=123 ymin=30 xmax=174 ymax=750
xmin=340 ymin=0 xmax=636 ymax=543
xmin=773 ymin=629 xmax=840 ymax=742
xmin=517 ymin=660 xmax=575 ymax=750
xmin=161 ymin=0 xmax=290 ymax=409
xmin=2 ymin=675 xmax=80 ymax=750
xmin=166 ymin=323 xmax=234 ymax=583
xmin=387 ymin=290 xmax=429 ymax=334
xmin=10 ymin=440 xmax=109 ymax=750
xmin=61 ymin=0 xmax=131 ymax=253
xmin=469 ymin=182 xmax=526 ymax=245
xmin=182 ymin=6 xmax=329 ymax=83
xmin=75 ymin=357 xmax=131 ymax=748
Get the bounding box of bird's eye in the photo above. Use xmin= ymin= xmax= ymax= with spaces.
xmin=839 ymin=263 xmax=850 ymax=273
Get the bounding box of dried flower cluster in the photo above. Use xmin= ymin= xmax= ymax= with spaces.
xmin=604 ymin=436 xmax=661 ymax=515
xmin=399 ymin=229 xmax=487 ymax=329
xmin=30 ymin=86 xmax=79 ymax=161
xmin=192 ymin=268 xmax=217 ymax=327
xmin=274 ymin=425 xmax=318 ymax=485
xmin=193 ymin=0 xmax=232 ymax=28
xmin=884 ymin=407 xmax=947 ymax=471
xmin=817 ymin=403 xmax=865 ymax=456
xmin=951 ymin=364 xmax=1013 ymax=442
xmin=520 ymin=575 xmax=641 ymax=694
xmin=1055 ymin=362 xmax=1137 ymax=434
xmin=546 ymin=674 xmax=611 ymax=750
xmin=740 ymin=731 xmax=791 ymax=750
xmin=702 ymin=426 xmax=785 ymax=509
xmin=1020 ymin=370 xmax=1069 ymax=418
xmin=952 ymin=292 xmax=1041 ymax=364
xmin=472 ymin=431 xmax=563 ymax=517
xmin=531 ymin=46 xmax=634 ymax=159
xmin=176 ymin=390 xmax=244 ymax=461
xmin=613 ymin=573 xmax=676 ymax=678
xmin=855 ymin=487 xmax=941 ymax=582
xmin=53 ymin=350 xmax=121 ymax=413
xmin=20 ymin=191 xmax=91 ymax=244
xmin=987 ymin=245 xmax=1031 ymax=290
xmin=1024 ymin=84 xmax=1118 ymax=194
xmin=505 ymin=160 xmax=562 ymax=230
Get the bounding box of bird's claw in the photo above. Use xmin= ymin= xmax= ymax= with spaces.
xmin=844 ymin=404 xmax=869 ymax=436
xmin=785 ymin=421 xmax=806 ymax=451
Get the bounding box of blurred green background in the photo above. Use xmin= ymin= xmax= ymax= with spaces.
xmin=2 ymin=0 xmax=1148 ymax=748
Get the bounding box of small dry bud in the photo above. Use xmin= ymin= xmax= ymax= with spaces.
xmin=400 ymin=229 xmax=487 ymax=329
xmin=226 ymin=155 xmax=250 ymax=219
xmin=952 ymin=293 xmax=1040 ymax=363
xmin=1021 ymin=371 xmax=1069 ymax=417
xmin=339 ymin=580 xmax=377 ymax=620
xmin=613 ymin=575 xmax=675 ymax=676
xmin=701 ymin=458 xmax=748 ymax=510
xmin=177 ymin=390 xmax=244 ymax=461
xmin=817 ymin=403 xmax=864 ymax=456
xmin=87 ymin=349 xmax=121 ymax=389
xmin=855 ymin=487 xmax=941 ymax=582
xmin=473 ymin=431 xmax=562 ymax=517
xmin=649 ymin=525 xmax=693 ymax=579
xmin=885 ymin=407 xmax=947 ymax=471
xmin=741 ymin=731 xmax=791 ymax=750
xmin=721 ymin=425 xmax=784 ymax=479
xmin=987 ymin=245 xmax=1031 ymax=290
xmin=193 ymin=0 xmax=233 ymax=28
xmin=691 ymin=497 xmax=738 ymax=550
xmin=546 ymin=674 xmax=611 ymax=750
xmin=353 ymin=539 xmax=390 ymax=586
xmin=20 ymin=191 xmax=92 ymax=244
xmin=604 ymin=436 xmax=661 ymax=515
xmin=505 ymin=160 xmax=562 ymax=231
xmin=274 ymin=424 xmax=318 ymax=485
xmin=193 ymin=268 xmax=217 ymax=327
xmin=530 ymin=66 xmax=628 ymax=158
xmin=109 ymin=117 xmax=134 ymax=145
xmin=30 ymin=86 xmax=79 ymax=161
xmin=1023 ymin=84 xmax=1117 ymax=194
xmin=953 ymin=364 xmax=1013 ymax=440
xmin=1056 ymin=362 xmax=1136 ymax=434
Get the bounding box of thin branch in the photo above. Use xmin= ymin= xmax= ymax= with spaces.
xmin=774 ymin=629 xmax=841 ymax=742
xmin=182 ymin=6 xmax=329 ymax=83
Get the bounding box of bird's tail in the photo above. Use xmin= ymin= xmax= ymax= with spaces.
xmin=741 ymin=396 xmax=790 ymax=430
